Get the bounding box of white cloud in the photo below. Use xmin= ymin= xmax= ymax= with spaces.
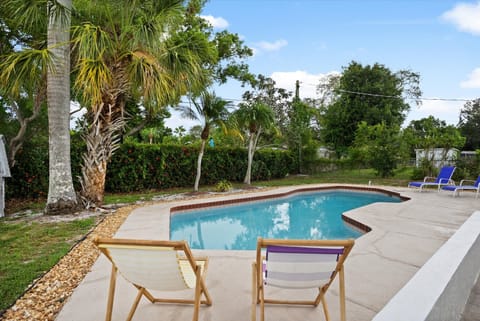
xmin=201 ymin=15 xmax=229 ymax=29
xmin=461 ymin=67 xmax=480 ymax=88
xmin=254 ymin=39 xmax=288 ymax=52
xmin=441 ymin=2 xmax=480 ymax=35
xmin=270 ymin=71 xmax=339 ymax=99
xmin=164 ymin=108 xmax=199 ymax=131
xmin=406 ymin=99 xmax=462 ymax=125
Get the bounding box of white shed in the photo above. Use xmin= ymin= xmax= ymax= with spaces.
xmin=0 ymin=135 xmax=11 ymax=217
xmin=414 ymin=148 xmax=459 ymax=168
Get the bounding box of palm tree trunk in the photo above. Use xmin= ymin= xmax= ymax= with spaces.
xmin=45 ymin=0 xmax=79 ymax=215
xmin=194 ymin=139 xmax=206 ymax=192
xmin=244 ymin=129 xmax=261 ymax=185
xmin=244 ymin=135 xmax=255 ymax=185
xmin=79 ymin=102 xmax=124 ymax=208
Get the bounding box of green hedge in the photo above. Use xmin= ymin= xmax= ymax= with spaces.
xmin=6 ymin=142 xmax=295 ymax=198
xmin=105 ymin=143 xmax=295 ymax=192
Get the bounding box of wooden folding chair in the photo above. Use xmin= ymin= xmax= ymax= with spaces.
xmin=252 ymin=238 xmax=354 ymax=321
xmin=94 ymin=238 xmax=212 ymax=321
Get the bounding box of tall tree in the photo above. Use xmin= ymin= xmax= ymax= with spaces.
xmin=0 ymin=0 xmax=49 ymax=168
xmin=71 ymin=0 xmax=214 ymax=206
xmin=232 ymin=101 xmax=275 ymax=185
xmin=45 ymin=0 xmax=78 ymax=214
xmin=1 ymin=0 xmax=78 ymax=214
xmin=242 ymin=75 xmax=292 ymax=135
xmin=178 ymin=91 xmax=230 ymax=191
xmin=458 ymin=98 xmax=480 ymax=150
xmin=321 ymin=61 xmax=421 ymax=156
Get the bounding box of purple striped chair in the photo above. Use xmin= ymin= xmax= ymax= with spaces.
xmin=252 ymin=238 xmax=355 ymax=321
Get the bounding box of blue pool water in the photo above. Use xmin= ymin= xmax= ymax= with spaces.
xmin=170 ymin=190 xmax=401 ymax=250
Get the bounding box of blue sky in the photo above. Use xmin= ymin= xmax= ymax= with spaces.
xmin=166 ymin=0 xmax=480 ymax=130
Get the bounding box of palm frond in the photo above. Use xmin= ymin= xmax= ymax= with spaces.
xmin=71 ymin=23 xmax=113 ymax=61
xmin=74 ymin=58 xmax=111 ymax=106
xmin=128 ymin=50 xmax=178 ymax=107
xmin=3 ymin=0 xmax=48 ymax=34
xmin=0 ymin=49 xmax=54 ymax=97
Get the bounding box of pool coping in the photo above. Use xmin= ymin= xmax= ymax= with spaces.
xmin=170 ymin=185 xmax=410 ymax=235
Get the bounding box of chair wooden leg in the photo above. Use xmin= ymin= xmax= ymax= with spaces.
xmin=200 ymin=278 xmax=212 ymax=306
xmin=193 ymin=265 xmax=201 ymax=321
xmin=259 ymin=285 xmax=265 ymax=321
xmin=105 ymin=265 xmax=117 ymax=321
xmin=321 ymin=296 xmax=330 ymax=321
xmin=252 ymin=263 xmax=257 ymax=321
xmin=126 ymin=288 xmax=144 ymax=321
xmin=339 ymin=267 xmax=346 ymax=321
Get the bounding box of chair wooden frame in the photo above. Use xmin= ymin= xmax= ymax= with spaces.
xmin=252 ymin=238 xmax=354 ymax=321
xmin=94 ymin=238 xmax=212 ymax=321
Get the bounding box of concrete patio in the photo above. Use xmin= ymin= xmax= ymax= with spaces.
xmin=55 ymin=185 xmax=480 ymax=321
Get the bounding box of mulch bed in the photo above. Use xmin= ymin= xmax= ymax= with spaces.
xmin=0 ymin=187 xmax=269 ymax=321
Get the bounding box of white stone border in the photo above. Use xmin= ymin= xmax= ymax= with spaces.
xmin=372 ymin=211 xmax=480 ymax=321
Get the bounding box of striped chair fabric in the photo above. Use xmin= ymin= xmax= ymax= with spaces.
xmin=264 ymin=245 xmax=344 ymax=289
xmin=252 ymin=238 xmax=354 ymax=321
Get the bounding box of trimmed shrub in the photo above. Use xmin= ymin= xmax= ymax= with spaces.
xmin=5 ymin=140 xmax=295 ymax=198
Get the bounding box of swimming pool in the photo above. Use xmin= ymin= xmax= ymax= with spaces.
xmin=170 ymin=190 xmax=402 ymax=250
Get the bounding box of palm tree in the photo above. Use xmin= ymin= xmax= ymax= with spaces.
xmin=71 ymin=0 xmax=211 ymax=206
xmin=0 ymin=0 xmax=78 ymax=214
xmin=232 ymin=102 xmax=276 ymax=185
xmin=45 ymin=0 xmax=78 ymax=214
xmin=178 ymin=91 xmax=230 ymax=191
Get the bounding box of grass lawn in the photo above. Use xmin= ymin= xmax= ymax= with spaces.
xmin=0 ymin=218 xmax=97 ymax=313
xmin=0 ymin=167 xmax=414 ymax=314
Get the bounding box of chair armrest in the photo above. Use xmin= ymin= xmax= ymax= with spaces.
xmin=459 ymin=179 xmax=475 ymax=186
xmin=423 ymin=176 xmax=436 ymax=182
xmin=438 ymin=178 xmax=454 ymax=185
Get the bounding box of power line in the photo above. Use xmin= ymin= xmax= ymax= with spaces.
xmin=302 ymin=82 xmax=474 ymax=102
xmin=337 ymin=89 xmax=472 ymax=102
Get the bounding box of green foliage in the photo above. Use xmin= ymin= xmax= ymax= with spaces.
xmin=6 ymin=140 xmax=49 ymax=199
xmin=5 ymin=138 xmax=295 ymax=199
xmin=403 ymin=116 xmax=466 ymax=170
xmin=404 ymin=116 xmax=465 ymax=151
xmin=454 ymin=150 xmax=480 ymax=180
xmin=286 ymin=99 xmax=318 ymax=173
xmin=458 ymin=99 xmax=480 ymax=150
xmin=410 ymin=158 xmax=436 ymax=180
xmin=214 ymin=180 xmax=233 ymax=192
xmin=104 ymin=143 xmax=295 ymax=192
xmin=321 ymin=61 xmax=421 ymax=156
xmin=242 ymin=74 xmax=293 ymax=135
xmin=351 ymin=122 xmax=402 ymax=177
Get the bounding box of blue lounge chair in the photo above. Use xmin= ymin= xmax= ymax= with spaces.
xmin=441 ymin=175 xmax=480 ymax=198
xmin=408 ymin=165 xmax=456 ymax=192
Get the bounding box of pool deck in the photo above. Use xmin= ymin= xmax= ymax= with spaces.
xmin=55 ymin=184 xmax=480 ymax=321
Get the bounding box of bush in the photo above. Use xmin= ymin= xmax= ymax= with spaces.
xmin=214 ymin=180 xmax=233 ymax=192
xmin=6 ymin=140 xmax=296 ymax=198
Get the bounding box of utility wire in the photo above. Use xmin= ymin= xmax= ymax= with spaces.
xmin=172 ymin=84 xmax=475 ymax=106
xmin=336 ymin=89 xmax=472 ymax=102
xmin=302 ymin=82 xmax=474 ymax=102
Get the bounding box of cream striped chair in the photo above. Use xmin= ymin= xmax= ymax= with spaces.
xmin=252 ymin=238 xmax=354 ymax=321
xmin=94 ymin=238 xmax=212 ymax=321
